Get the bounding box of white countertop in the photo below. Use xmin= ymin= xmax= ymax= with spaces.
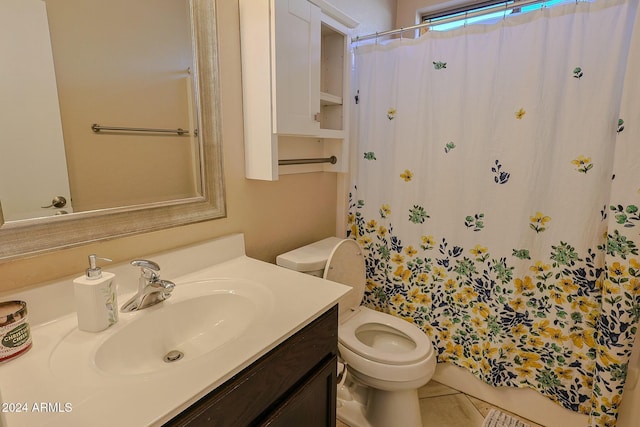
xmin=0 ymin=234 xmax=350 ymax=426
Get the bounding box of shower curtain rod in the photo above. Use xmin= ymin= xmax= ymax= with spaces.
xmin=351 ymin=0 xmax=550 ymax=43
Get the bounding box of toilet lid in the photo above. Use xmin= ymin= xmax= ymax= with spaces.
xmin=339 ymin=307 xmax=432 ymax=365
xmin=323 ymin=239 xmax=366 ymax=317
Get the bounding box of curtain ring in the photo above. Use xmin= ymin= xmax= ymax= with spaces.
xmin=400 ymin=27 xmax=404 ymax=40
xmin=464 ymin=11 xmax=468 ymax=27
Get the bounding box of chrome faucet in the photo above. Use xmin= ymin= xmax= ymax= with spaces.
xmin=120 ymin=259 xmax=175 ymax=313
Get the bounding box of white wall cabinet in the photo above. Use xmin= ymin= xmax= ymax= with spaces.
xmin=273 ymin=0 xmax=321 ymax=137
xmin=239 ymin=0 xmax=358 ymax=180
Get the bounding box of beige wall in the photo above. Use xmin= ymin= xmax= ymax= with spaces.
xmin=331 ymin=0 xmax=398 ymax=37
xmin=0 ymin=0 xmax=349 ymax=293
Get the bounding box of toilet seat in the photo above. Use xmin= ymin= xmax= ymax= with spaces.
xmin=322 ymin=240 xmax=433 ymax=366
xmin=339 ymin=306 xmax=432 ymax=365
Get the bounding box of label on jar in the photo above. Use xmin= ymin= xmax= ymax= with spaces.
xmin=2 ymin=323 xmax=30 ymax=348
xmin=0 ymin=301 xmax=32 ymax=363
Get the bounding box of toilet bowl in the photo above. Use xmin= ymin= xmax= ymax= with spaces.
xmin=277 ymin=237 xmax=436 ymax=427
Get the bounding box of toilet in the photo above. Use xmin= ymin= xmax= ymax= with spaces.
xmin=277 ymin=237 xmax=436 ymax=427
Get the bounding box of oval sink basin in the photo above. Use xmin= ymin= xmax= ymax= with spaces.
xmin=96 ymin=293 xmax=254 ymax=375
xmin=50 ymin=278 xmax=274 ymax=378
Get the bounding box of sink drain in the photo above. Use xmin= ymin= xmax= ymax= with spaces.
xmin=163 ymin=350 xmax=184 ymax=363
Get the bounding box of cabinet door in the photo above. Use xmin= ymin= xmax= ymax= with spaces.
xmin=258 ymin=355 xmax=337 ymax=427
xmin=273 ymin=0 xmax=321 ymax=136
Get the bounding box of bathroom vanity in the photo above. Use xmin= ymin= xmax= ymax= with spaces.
xmin=0 ymin=234 xmax=349 ymax=426
xmin=165 ymin=305 xmax=338 ymax=426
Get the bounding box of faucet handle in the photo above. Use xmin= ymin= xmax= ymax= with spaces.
xmin=131 ymin=259 xmax=161 ymax=279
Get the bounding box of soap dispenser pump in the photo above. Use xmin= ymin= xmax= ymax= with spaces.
xmin=73 ymin=254 xmax=119 ymax=332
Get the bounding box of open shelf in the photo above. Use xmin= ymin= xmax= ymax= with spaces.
xmin=320 ymin=22 xmax=345 ymax=131
xmin=320 ymin=91 xmax=343 ymax=106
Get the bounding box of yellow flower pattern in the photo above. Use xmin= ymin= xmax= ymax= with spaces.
xmin=387 ymin=107 xmax=397 ymax=120
xmin=530 ymin=212 xmax=551 ymax=233
xmin=400 ymin=169 xmax=413 ymax=182
xmin=347 ymin=191 xmax=640 ymax=425
xmin=572 ymin=155 xmax=594 ymax=173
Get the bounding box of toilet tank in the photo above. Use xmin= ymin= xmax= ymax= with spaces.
xmin=276 ymin=237 xmax=344 ymax=276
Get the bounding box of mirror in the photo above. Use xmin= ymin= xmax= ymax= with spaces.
xmin=0 ymin=0 xmax=225 ymax=261
xmin=2 ymin=0 xmax=202 ymax=221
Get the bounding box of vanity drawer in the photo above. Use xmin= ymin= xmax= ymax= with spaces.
xmin=164 ymin=304 xmax=338 ymax=427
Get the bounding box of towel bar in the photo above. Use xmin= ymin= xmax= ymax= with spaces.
xmin=91 ymin=123 xmax=192 ymax=136
xmin=278 ymin=156 xmax=338 ymax=166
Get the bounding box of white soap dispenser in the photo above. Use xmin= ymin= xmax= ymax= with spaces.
xmin=73 ymin=254 xmax=119 ymax=332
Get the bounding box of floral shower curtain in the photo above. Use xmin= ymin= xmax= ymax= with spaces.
xmin=347 ymin=0 xmax=640 ymax=425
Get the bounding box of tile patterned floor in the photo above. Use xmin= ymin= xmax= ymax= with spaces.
xmin=337 ymin=380 xmax=544 ymax=427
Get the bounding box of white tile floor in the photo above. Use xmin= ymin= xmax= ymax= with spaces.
xmin=337 ymin=380 xmax=544 ymax=427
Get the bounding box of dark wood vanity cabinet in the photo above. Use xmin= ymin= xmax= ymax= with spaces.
xmin=164 ymin=305 xmax=338 ymax=427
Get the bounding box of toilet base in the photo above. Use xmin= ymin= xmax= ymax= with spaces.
xmin=337 ymin=396 xmax=370 ymax=427
xmin=367 ymin=388 xmax=422 ymax=427
xmin=337 ymin=381 xmax=423 ymax=427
